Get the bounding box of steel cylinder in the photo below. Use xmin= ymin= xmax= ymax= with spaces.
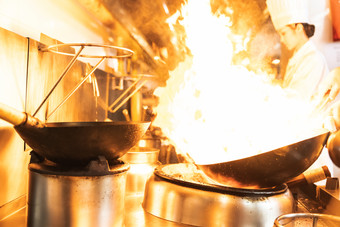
xmin=27 ymin=162 xmax=129 ymax=227
xmin=121 ymin=147 xmax=159 ymax=195
xmin=143 ymin=164 xmax=295 ymax=227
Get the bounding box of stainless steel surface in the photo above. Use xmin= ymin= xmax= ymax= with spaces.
xmin=5 ymin=185 xmax=338 ymax=227
xmin=313 ymin=182 xmax=340 ymax=216
xmin=138 ymin=138 xmax=162 ymax=150
xmin=0 ymin=193 xmax=191 ymax=227
xmin=197 ymin=131 xmax=330 ymax=188
xmin=122 ymin=147 xmax=160 ymax=194
xmin=123 ymin=147 xmax=160 ymax=164
xmin=27 ymin=161 xmax=129 ymax=227
xmin=143 ymin=164 xmax=295 ymax=227
xmin=124 ymin=193 xmax=191 ymax=227
xmin=0 ymin=27 xmax=29 ymax=209
xmin=5 ymin=166 xmax=340 ymax=227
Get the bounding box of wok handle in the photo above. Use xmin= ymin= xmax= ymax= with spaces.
xmin=0 ymin=103 xmax=27 ymax=126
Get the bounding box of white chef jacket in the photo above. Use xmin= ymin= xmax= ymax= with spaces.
xmin=283 ymin=41 xmax=333 ymax=175
xmin=283 ymin=40 xmax=329 ymax=100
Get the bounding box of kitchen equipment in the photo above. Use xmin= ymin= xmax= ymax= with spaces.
xmin=143 ymin=163 xmax=294 ymax=227
xmin=35 ymin=43 xmax=134 ymax=119
xmin=273 ymin=213 xmax=340 ymax=227
xmin=196 ymin=131 xmax=330 ymax=188
xmin=0 ymin=102 xmax=150 ymax=164
xmin=121 ymin=146 xmax=160 ymax=194
xmin=36 ymin=43 xmax=151 ymax=119
xmin=326 ymin=130 xmax=340 ymax=168
xmin=27 ymin=155 xmax=129 ymax=227
xmin=286 ymin=166 xmax=331 ymax=187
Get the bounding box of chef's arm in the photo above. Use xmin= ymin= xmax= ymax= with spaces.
xmin=323 ymin=99 xmax=340 ymax=133
xmin=315 ymin=67 xmax=340 ymax=103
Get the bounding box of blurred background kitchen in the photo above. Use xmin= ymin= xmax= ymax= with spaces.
xmin=0 ymin=0 xmax=340 ymax=226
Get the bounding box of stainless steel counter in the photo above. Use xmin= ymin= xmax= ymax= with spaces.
xmin=0 ymin=193 xmax=190 ymax=227
xmin=1 ymin=177 xmax=336 ymax=227
xmin=124 ymin=193 xmax=190 ymax=227
xmin=1 ymin=188 xmax=333 ymax=227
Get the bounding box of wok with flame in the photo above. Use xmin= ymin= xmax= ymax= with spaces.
xmin=152 ymin=0 xmax=331 ymax=189
xmin=196 ymin=131 xmax=330 ymax=188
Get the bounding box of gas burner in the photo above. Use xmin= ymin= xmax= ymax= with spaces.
xmin=27 ymin=152 xmax=130 ymax=227
xmin=154 ymin=163 xmax=289 ymax=195
xmin=143 ymin=163 xmax=295 ymax=227
xmin=29 ymin=150 xmax=128 ymax=176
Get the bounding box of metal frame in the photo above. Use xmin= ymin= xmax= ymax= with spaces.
xmin=33 ymin=43 xmax=137 ymax=119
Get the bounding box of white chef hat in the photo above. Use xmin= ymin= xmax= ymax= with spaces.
xmin=266 ymin=0 xmax=310 ymax=30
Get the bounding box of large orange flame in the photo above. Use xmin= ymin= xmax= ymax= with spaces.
xmin=153 ymin=0 xmax=324 ymax=165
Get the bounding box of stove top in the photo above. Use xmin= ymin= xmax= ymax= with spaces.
xmin=155 ymin=163 xmax=289 ymax=195
xmin=1 ymin=163 xmax=340 ymax=227
xmin=143 ymin=163 xmax=295 ymax=226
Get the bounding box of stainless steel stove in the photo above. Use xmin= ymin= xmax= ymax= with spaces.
xmin=27 ymin=156 xmax=129 ymax=227
xmin=143 ymin=163 xmax=295 ymax=226
xmin=1 ymin=161 xmax=340 ymax=227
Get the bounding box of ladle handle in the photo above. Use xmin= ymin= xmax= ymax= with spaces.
xmin=0 ymin=102 xmax=27 ymax=126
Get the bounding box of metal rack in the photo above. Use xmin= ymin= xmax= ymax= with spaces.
xmin=33 ymin=43 xmax=151 ymax=120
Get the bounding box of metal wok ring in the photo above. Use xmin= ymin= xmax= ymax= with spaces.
xmin=45 ymin=43 xmax=134 ymax=58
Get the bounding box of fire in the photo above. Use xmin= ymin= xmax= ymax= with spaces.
xmin=153 ymin=0 xmax=324 ymax=165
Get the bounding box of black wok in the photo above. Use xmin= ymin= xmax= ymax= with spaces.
xmin=196 ymin=131 xmax=330 ymax=189
xmin=0 ymin=103 xmax=150 ymax=165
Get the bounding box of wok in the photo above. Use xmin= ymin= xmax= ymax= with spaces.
xmin=196 ymin=131 xmax=330 ymax=189
xmin=0 ymin=103 xmax=150 ymax=165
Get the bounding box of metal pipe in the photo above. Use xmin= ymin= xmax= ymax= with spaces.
xmin=110 ymin=80 xmax=147 ymax=113
xmin=108 ymin=77 xmax=141 ymax=110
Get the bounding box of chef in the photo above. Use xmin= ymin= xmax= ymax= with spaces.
xmin=266 ymin=0 xmax=329 ymax=100
xmin=266 ymin=0 xmax=336 ymax=174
